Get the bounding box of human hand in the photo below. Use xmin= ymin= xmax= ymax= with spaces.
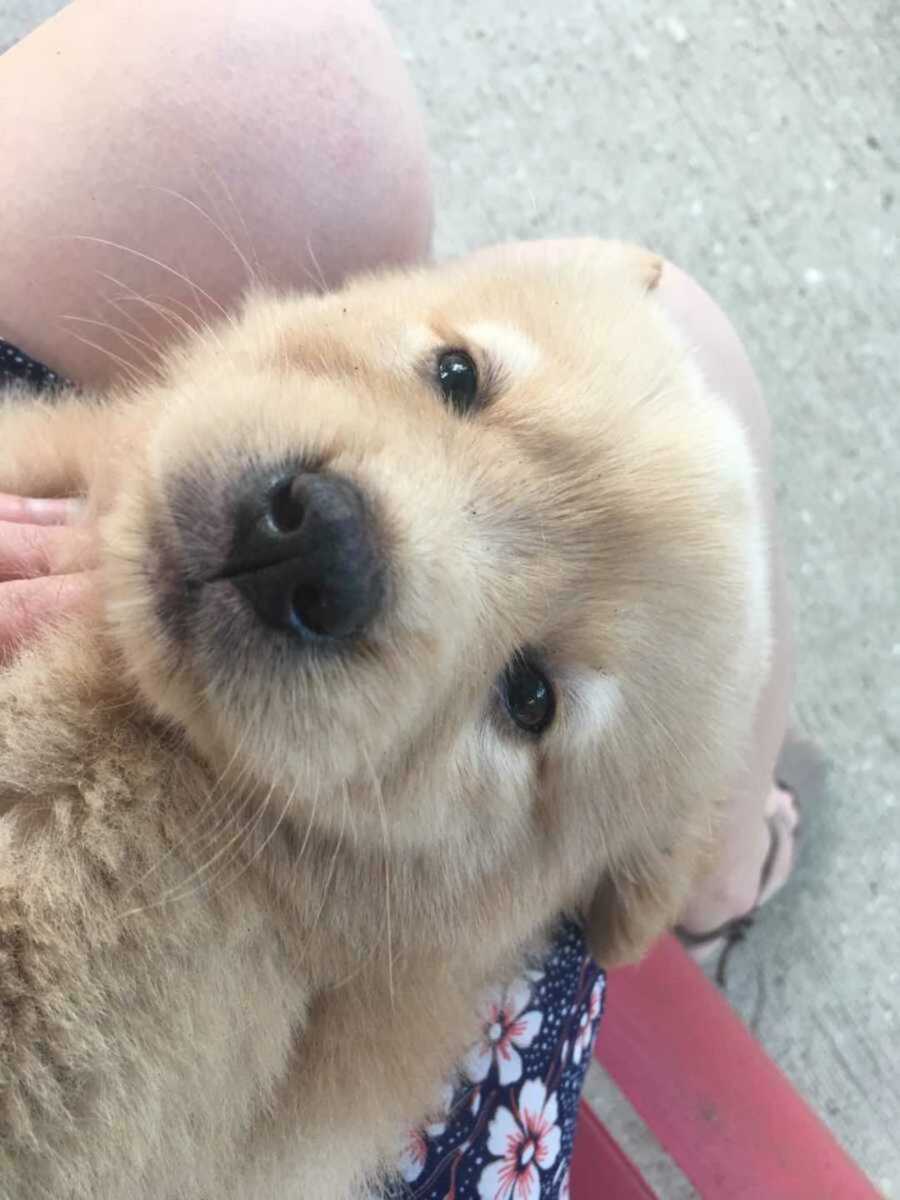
xmin=0 ymin=494 xmax=96 ymax=659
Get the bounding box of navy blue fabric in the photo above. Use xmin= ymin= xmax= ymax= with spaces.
xmin=0 ymin=336 xmax=68 ymax=392
xmin=391 ymin=919 xmax=604 ymax=1200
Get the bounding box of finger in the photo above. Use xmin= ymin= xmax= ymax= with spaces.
xmin=0 ymin=493 xmax=85 ymax=526
xmin=0 ymin=520 xmax=97 ymax=581
xmin=0 ymin=574 xmax=95 ymax=659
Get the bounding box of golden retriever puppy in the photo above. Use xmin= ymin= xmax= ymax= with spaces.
xmin=0 ymin=240 xmax=769 ymax=1198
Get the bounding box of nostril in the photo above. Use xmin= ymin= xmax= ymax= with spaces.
xmin=269 ymin=476 xmax=307 ymax=534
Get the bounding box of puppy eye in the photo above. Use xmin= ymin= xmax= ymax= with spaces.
xmin=437 ymin=350 xmax=479 ymax=415
xmin=501 ymin=654 xmax=556 ymax=735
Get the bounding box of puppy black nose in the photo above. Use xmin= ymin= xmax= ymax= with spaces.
xmin=223 ymin=468 xmax=384 ymax=640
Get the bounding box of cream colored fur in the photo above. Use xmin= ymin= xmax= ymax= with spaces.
xmin=0 ymin=241 xmax=769 ymax=1198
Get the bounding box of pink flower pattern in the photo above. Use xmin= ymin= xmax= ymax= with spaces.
xmin=388 ymin=920 xmax=604 ymax=1200
xmin=477 ymin=1079 xmax=561 ymax=1200
xmin=398 ymin=1128 xmax=429 ymax=1184
xmin=397 ymin=1083 xmax=454 ymax=1182
xmin=464 ymin=979 xmax=543 ymax=1086
xmin=572 ymin=978 xmax=604 ymax=1065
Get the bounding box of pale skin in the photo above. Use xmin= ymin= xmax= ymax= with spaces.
xmin=0 ymin=0 xmax=795 ymax=939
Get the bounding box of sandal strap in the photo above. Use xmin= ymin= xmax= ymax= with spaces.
xmin=674 ymin=918 xmax=747 ymax=949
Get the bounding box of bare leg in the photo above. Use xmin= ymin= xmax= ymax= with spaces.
xmin=0 ymin=0 xmax=433 ymax=387
xmin=657 ymin=265 xmax=797 ymax=935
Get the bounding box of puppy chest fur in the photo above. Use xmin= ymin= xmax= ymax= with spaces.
xmin=0 ymin=635 xmax=310 ymax=1197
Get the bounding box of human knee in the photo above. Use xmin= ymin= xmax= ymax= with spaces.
xmin=71 ymin=0 xmax=434 ymax=288
xmin=655 ymin=261 xmax=773 ymax=463
xmin=140 ymin=0 xmax=433 ymax=283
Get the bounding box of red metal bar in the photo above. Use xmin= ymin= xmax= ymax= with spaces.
xmin=594 ymin=933 xmax=880 ymax=1200
xmin=571 ymin=1101 xmax=659 ymax=1199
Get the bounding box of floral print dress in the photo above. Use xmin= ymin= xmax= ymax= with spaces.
xmin=389 ymin=920 xmax=605 ymax=1200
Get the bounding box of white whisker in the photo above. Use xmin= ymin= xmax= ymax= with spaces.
xmin=61 ymin=234 xmax=229 ymax=320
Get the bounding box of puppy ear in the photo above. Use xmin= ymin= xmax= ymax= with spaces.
xmin=635 ymin=246 xmax=664 ymax=292
xmin=582 ymin=870 xmax=667 ymax=968
xmin=593 ymin=240 xmax=663 ymax=294
xmin=583 ymin=837 xmax=712 ymax=968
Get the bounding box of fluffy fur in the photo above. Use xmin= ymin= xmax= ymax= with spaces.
xmin=0 ymin=240 xmax=769 ymax=1198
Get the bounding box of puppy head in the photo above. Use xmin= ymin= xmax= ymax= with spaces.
xmin=100 ymin=240 xmax=769 ymax=963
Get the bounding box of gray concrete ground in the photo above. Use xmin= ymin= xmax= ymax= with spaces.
xmin=3 ymin=0 xmax=898 ymax=1194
